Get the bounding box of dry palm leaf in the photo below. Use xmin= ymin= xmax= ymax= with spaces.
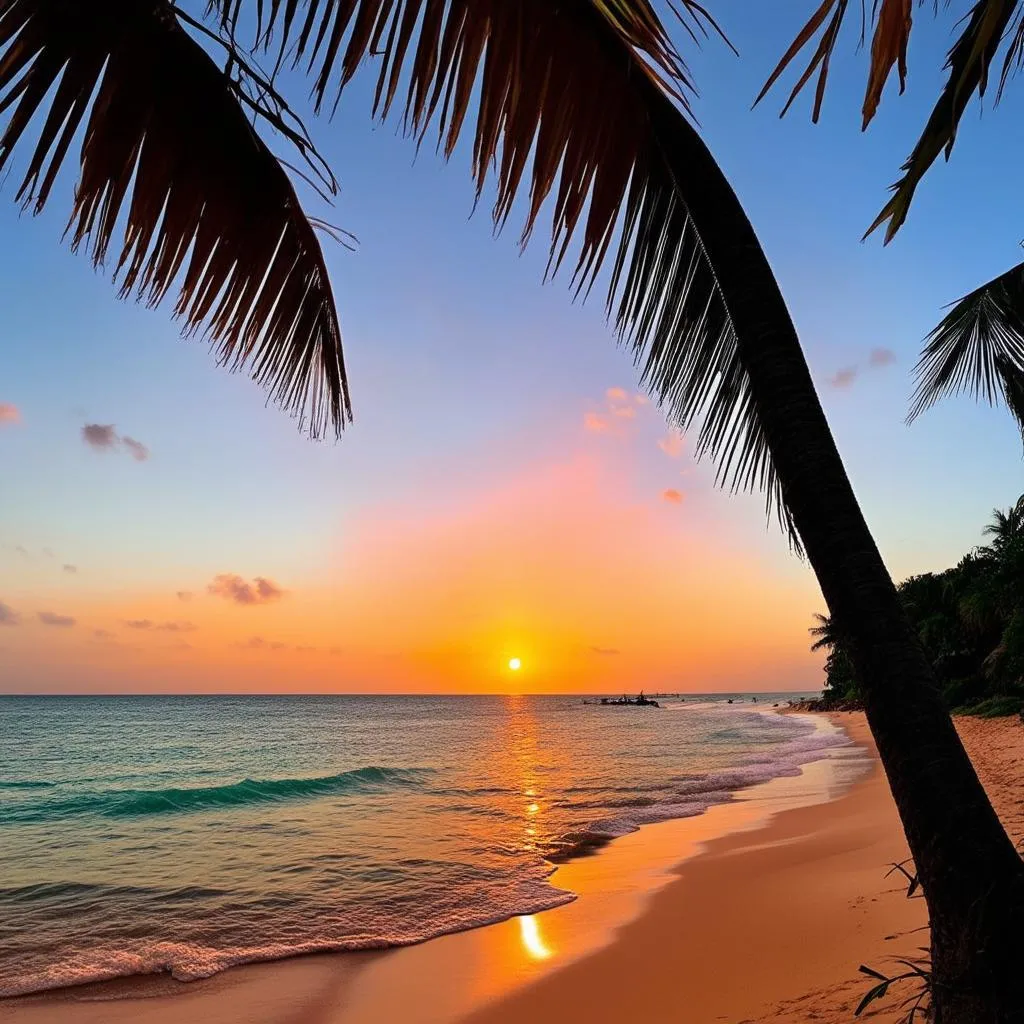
xmin=762 ymin=0 xmax=1024 ymax=242
xmin=0 ymin=0 xmax=348 ymax=437
xmin=205 ymin=0 xmax=798 ymax=542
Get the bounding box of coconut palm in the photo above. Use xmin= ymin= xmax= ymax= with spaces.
xmin=3 ymin=1 xmax=1022 ymax=1019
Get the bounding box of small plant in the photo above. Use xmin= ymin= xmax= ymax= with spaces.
xmin=856 ymin=955 xmax=932 ymax=1021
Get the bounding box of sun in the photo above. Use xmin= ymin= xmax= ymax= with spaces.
xmin=508 ymin=657 xmax=522 ymax=672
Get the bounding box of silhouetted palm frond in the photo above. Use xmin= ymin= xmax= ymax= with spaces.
xmin=909 ymin=262 xmax=1024 ymax=438
xmin=205 ymin=0 xmax=799 ymax=540
xmin=762 ymin=0 xmax=1024 ymax=241
xmin=0 ymin=0 xmax=348 ymax=437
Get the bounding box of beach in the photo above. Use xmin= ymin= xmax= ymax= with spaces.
xmin=3 ymin=710 xmax=1022 ymax=1024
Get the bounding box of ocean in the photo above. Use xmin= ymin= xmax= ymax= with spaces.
xmin=0 ymin=693 xmax=843 ymax=997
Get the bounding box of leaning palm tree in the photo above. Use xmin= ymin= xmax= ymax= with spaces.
xmin=2 ymin=1 xmax=1022 ymax=1019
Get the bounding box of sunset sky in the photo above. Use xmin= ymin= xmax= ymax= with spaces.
xmin=2 ymin=3 xmax=1022 ymax=693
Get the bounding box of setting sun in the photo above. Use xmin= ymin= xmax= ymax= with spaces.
xmin=508 ymin=658 xmax=522 ymax=672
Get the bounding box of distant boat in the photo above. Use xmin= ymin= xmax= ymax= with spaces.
xmin=589 ymin=691 xmax=660 ymax=709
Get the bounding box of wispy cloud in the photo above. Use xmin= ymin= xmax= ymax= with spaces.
xmin=657 ymin=432 xmax=684 ymax=458
xmin=82 ymin=424 xmax=150 ymax=461
xmin=63 ymin=564 xmax=78 ymax=574
xmin=93 ymin=629 xmax=113 ymax=640
xmin=590 ymin=646 xmax=620 ymax=656
xmin=605 ymin=387 xmax=628 ymax=402
xmin=583 ymin=412 xmax=612 ymax=434
xmin=38 ymin=611 xmax=75 ymax=628
xmin=828 ymin=367 xmax=859 ymax=390
xmin=0 ymin=601 xmax=18 ymax=626
xmin=0 ymin=403 xmax=20 ymax=425
xmin=122 ymin=437 xmax=150 ymax=462
xmin=237 ymin=635 xmax=288 ymax=651
xmin=176 ymin=591 xmax=193 ymax=602
xmin=208 ymin=574 xmax=286 ymax=606
xmin=869 ymin=347 xmax=897 ymax=368
xmin=124 ymin=619 xmax=197 ymax=633
xmin=661 ymin=488 xmax=684 ymax=505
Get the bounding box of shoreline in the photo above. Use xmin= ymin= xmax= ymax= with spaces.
xmin=1 ymin=711 xmax=869 ymax=1022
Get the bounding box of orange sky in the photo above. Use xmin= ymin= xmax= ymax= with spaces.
xmin=0 ymin=390 xmax=825 ymax=693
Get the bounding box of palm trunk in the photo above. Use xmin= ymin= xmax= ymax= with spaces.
xmin=655 ymin=103 xmax=1024 ymax=1021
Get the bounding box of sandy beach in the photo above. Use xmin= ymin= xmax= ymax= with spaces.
xmin=4 ymin=711 xmax=1022 ymax=1024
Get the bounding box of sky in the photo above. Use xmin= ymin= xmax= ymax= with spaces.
xmin=1 ymin=2 xmax=1023 ymax=694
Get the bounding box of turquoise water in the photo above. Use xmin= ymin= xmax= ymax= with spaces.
xmin=0 ymin=694 xmax=837 ymax=996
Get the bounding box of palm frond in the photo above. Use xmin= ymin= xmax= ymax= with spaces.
xmin=762 ymin=1 xmax=1023 ymax=241
xmin=205 ymin=0 xmax=799 ymax=543
xmin=909 ymin=261 xmax=1024 ymax=426
xmin=866 ymin=0 xmax=1020 ymax=241
xmin=755 ymin=0 xmax=913 ymax=127
xmin=0 ymin=0 xmax=348 ymax=437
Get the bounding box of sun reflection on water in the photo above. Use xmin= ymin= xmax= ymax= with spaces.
xmin=518 ymin=915 xmax=553 ymax=960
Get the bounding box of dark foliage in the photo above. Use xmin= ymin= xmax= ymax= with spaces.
xmin=812 ymin=493 xmax=1024 ymax=714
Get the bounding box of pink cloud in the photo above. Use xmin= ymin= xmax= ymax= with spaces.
xmin=611 ymin=405 xmax=636 ymax=419
xmin=0 ymin=403 xmax=20 ymax=425
xmin=657 ymin=433 xmax=684 ymax=458
xmin=869 ymin=348 xmax=897 ymax=368
xmin=82 ymin=423 xmax=118 ymax=450
xmin=583 ymin=412 xmax=612 ymax=434
xmin=605 ymin=387 xmax=628 ymax=402
xmin=828 ymin=367 xmax=859 ymax=389
xmin=0 ymin=601 xmax=19 ymax=626
xmin=208 ymin=574 xmax=286 ymax=606
xmin=122 ymin=437 xmax=150 ymax=462
xmin=661 ymin=489 xmax=685 ymax=505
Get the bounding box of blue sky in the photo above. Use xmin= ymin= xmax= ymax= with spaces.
xmin=1 ymin=2 xmax=1022 ymax=691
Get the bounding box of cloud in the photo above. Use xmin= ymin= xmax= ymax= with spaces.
xmin=238 ymin=635 xmax=288 ymax=651
xmin=828 ymin=367 xmax=859 ymax=389
xmin=869 ymin=347 xmax=897 ymax=368
xmin=583 ymin=412 xmax=612 ymax=434
xmin=611 ymin=405 xmax=636 ymax=419
xmin=82 ymin=423 xmax=119 ymax=450
xmin=605 ymin=387 xmax=628 ymax=402
xmin=93 ymin=629 xmax=113 ymax=639
xmin=38 ymin=611 xmax=75 ymax=628
xmin=207 ymin=574 xmax=286 ymax=606
xmin=0 ymin=602 xmax=19 ymax=626
xmin=122 ymin=437 xmax=150 ymax=462
xmin=176 ymin=591 xmax=193 ymax=602
xmin=82 ymin=424 xmax=150 ymax=460
xmin=12 ymin=545 xmax=29 ymax=558
xmin=63 ymin=564 xmax=78 ymax=574
xmin=124 ymin=619 xmax=197 ymax=632
xmin=0 ymin=403 xmax=20 ymax=425
xmin=657 ymin=432 xmax=685 ymax=459
xmin=590 ymin=646 xmax=620 ymax=656
xmin=661 ymin=488 xmax=685 ymax=505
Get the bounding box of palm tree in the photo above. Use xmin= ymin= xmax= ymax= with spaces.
xmin=808 ymin=612 xmax=838 ymax=652
xmin=3 ymin=2 xmax=1021 ymax=1018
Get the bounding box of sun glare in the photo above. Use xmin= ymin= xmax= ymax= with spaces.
xmin=508 ymin=657 xmax=522 ymax=671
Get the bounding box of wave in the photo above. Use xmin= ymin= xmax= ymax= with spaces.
xmin=0 ymin=780 xmax=55 ymax=789
xmin=3 ymin=767 xmax=433 ymax=824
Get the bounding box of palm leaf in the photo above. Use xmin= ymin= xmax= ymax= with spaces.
xmin=910 ymin=262 xmax=1024 ymax=436
xmin=0 ymin=0 xmax=348 ymax=437
xmin=209 ymin=0 xmax=799 ymax=542
xmin=866 ymin=0 xmax=1020 ymax=241
xmin=755 ymin=0 xmax=913 ymax=127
